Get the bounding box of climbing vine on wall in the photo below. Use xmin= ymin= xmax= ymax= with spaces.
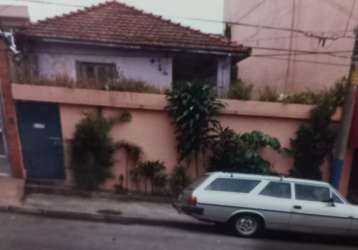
xmin=290 ymin=79 xmax=349 ymax=180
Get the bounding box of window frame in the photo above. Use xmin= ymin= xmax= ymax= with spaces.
xmin=76 ymin=61 xmax=117 ymax=84
xmin=330 ymin=188 xmax=347 ymax=204
xmin=293 ymin=183 xmax=331 ymax=203
xmin=258 ymin=181 xmax=293 ymax=200
xmin=204 ymin=177 xmax=261 ymax=194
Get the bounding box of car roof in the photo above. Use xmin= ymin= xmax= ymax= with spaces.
xmin=207 ymin=172 xmax=330 ymax=186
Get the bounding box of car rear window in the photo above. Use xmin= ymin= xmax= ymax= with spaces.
xmin=205 ymin=178 xmax=260 ymax=193
xmin=260 ymin=182 xmax=291 ymax=199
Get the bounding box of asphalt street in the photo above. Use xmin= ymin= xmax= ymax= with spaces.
xmin=0 ymin=213 xmax=357 ymax=250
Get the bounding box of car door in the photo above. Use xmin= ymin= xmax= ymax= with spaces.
xmin=253 ymin=181 xmax=294 ymax=230
xmin=290 ymin=183 xmax=352 ymax=234
xmin=348 ymin=205 xmax=358 ymax=235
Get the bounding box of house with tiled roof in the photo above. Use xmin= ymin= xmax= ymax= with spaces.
xmin=2 ymin=1 xmax=253 ymax=186
xmin=14 ymin=0 xmax=250 ymax=96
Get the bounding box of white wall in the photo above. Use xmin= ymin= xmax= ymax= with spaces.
xmin=224 ymin=0 xmax=355 ymax=94
xmin=35 ymin=42 xmax=173 ymax=89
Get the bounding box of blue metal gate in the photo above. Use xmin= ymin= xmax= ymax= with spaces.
xmin=16 ymin=102 xmax=65 ymax=179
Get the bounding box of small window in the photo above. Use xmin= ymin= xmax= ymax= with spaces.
xmin=295 ymin=184 xmax=330 ymax=202
xmin=77 ymin=62 xmax=116 ymax=84
xmin=332 ymin=193 xmax=344 ymax=204
xmin=260 ymin=182 xmax=291 ymax=199
xmin=205 ymin=178 xmax=260 ymax=193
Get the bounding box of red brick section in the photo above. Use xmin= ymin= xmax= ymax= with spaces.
xmin=0 ymin=39 xmax=25 ymax=178
xmin=20 ymin=1 xmax=249 ymax=54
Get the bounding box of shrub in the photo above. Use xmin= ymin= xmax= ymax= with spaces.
xmin=289 ymin=79 xmax=349 ymax=180
xmin=169 ymin=166 xmax=191 ymax=196
xmin=281 ymin=91 xmax=320 ymax=105
xmin=166 ymin=81 xmax=224 ymax=176
xmin=71 ymin=113 xmax=115 ymax=191
xmin=136 ymin=160 xmax=168 ymax=194
xmin=19 ymin=73 xmax=163 ymax=94
xmin=71 ymin=111 xmax=131 ymax=191
xmin=259 ymin=86 xmax=280 ymax=102
xmin=104 ymin=78 xmax=162 ymax=93
xmin=228 ymin=79 xmax=253 ymax=100
xmin=281 ymin=78 xmax=349 ymax=105
xmin=115 ymin=141 xmax=143 ymax=163
xmin=19 ymin=74 xmax=77 ymax=88
xmin=209 ymin=127 xmax=283 ymax=175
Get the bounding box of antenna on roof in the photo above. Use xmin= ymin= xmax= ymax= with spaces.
xmin=280 ymin=176 xmax=284 ymax=182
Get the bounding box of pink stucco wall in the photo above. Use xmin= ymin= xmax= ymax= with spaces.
xmin=13 ymin=84 xmax=349 ymax=192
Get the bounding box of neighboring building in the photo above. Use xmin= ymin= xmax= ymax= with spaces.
xmin=0 ymin=5 xmax=29 ymax=31
xmin=224 ymin=0 xmax=355 ymax=94
xmin=11 ymin=1 xmax=250 ymax=181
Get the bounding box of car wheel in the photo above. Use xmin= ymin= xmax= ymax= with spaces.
xmin=232 ymin=214 xmax=262 ymax=237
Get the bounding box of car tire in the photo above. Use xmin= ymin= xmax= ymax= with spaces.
xmin=231 ymin=214 xmax=263 ymax=237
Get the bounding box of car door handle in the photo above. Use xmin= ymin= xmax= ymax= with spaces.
xmin=293 ymin=205 xmax=302 ymax=210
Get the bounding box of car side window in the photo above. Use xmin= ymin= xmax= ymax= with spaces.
xmin=295 ymin=184 xmax=330 ymax=202
xmin=205 ymin=178 xmax=260 ymax=193
xmin=259 ymin=182 xmax=291 ymax=199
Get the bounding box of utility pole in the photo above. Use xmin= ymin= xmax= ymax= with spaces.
xmin=331 ymin=27 xmax=358 ymax=189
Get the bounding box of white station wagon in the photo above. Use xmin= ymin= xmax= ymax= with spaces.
xmin=174 ymin=172 xmax=358 ymax=237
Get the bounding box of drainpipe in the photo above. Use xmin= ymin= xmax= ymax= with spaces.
xmin=0 ymin=31 xmax=25 ymax=178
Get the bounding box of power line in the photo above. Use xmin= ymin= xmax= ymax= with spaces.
xmin=15 ymin=0 xmax=356 ymax=41
xmin=253 ymin=52 xmax=351 ymax=59
xmin=251 ymin=55 xmax=350 ymax=67
xmin=250 ymin=46 xmax=352 ymax=54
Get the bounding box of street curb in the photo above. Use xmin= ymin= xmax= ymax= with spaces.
xmin=0 ymin=205 xmax=197 ymax=227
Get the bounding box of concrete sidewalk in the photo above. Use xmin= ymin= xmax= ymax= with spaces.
xmin=0 ymin=192 xmax=199 ymax=226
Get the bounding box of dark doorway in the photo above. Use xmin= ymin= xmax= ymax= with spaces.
xmin=173 ymin=55 xmax=217 ymax=85
xmin=16 ymin=101 xmax=65 ymax=179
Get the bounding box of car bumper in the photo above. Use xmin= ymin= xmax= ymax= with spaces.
xmin=172 ymin=202 xmax=204 ymax=216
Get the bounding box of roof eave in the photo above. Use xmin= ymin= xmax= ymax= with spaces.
xmin=19 ymin=35 xmax=251 ymax=58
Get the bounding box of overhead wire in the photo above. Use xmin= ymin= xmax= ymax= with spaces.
xmin=12 ymin=0 xmax=357 ymax=63
xmin=251 ymin=56 xmax=350 ymax=67
xmin=15 ymin=0 xmax=356 ymax=40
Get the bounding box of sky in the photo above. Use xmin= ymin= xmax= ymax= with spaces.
xmin=0 ymin=0 xmax=224 ymax=34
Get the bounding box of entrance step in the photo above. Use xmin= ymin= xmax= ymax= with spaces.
xmin=24 ymin=180 xmax=84 ymax=197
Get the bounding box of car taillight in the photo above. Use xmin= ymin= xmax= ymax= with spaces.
xmin=188 ymin=196 xmax=197 ymax=206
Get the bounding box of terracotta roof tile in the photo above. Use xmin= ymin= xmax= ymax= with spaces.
xmin=20 ymin=1 xmax=249 ymax=54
